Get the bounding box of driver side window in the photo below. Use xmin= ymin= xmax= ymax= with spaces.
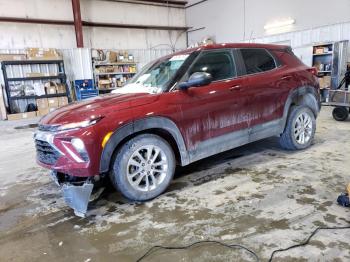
xmin=187 ymin=50 xmax=236 ymax=82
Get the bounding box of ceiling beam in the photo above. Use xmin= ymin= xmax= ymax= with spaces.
xmin=0 ymin=16 xmax=189 ymax=31
xmin=71 ymin=0 xmax=84 ymax=48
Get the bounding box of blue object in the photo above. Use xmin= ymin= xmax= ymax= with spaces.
xmin=74 ymin=79 xmax=99 ymax=101
xmin=75 ymin=79 xmax=94 ymax=89
xmin=337 ymin=193 xmax=350 ymax=207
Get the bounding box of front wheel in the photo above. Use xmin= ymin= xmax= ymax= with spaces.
xmin=279 ymin=105 xmax=316 ymax=150
xmin=110 ymin=134 xmax=175 ymax=201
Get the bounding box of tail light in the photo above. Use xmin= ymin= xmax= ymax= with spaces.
xmin=307 ymin=67 xmax=318 ymax=76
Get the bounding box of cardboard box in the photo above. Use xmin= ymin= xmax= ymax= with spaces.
xmin=26 ymin=48 xmax=62 ymax=60
xmin=27 ymin=72 xmax=45 ymax=77
xmin=315 ymin=47 xmax=324 ymax=54
xmin=47 ymin=97 xmax=59 ymax=108
xmin=37 ymin=108 xmax=50 ymax=116
xmin=58 ymin=97 xmax=68 ymax=107
xmin=56 ymin=84 xmax=66 ymax=94
xmin=109 ymin=51 xmax=118 ymax=63
xmin=318 ymin=76 xmax=331 ymax=89
xmin=7 ymin=111 xmax=37 ymax=121
xmin=323 ymin=76 xmax=331 ymax=88
xmin=47 ymin=86 xmax=56 ymax=95
xmin=0 ymin=53 xmax=26 ymax=61
xmin=36 ymin=98 xmax=49 ymax=110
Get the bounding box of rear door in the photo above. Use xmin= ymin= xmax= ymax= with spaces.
xmin=237 ymin=48 xmax=290 ymax=128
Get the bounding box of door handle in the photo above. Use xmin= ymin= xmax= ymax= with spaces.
xmin=281 ymin=75 xmax=292 ymax=81
xmin=229 ymin=85 xmax=241 ymax=91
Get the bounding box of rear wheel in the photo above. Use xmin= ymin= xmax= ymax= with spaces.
xmin=279 ymin=105 xmax=316 ymax=150
xmin=110 ymin=134 xmax=175 ymax=201
xmin=332 ymin=107 xmax=349 ymax=121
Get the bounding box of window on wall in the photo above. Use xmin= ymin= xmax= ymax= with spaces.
xmin=240 ymin=48 xmax=276 ymax=75
xmin=188 ymin=50 xmax=236 ymax=82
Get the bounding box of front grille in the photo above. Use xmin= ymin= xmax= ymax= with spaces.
xmin=35 ymin=139 xmax=61 ymax=165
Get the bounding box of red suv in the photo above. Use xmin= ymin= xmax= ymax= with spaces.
xmin=35 ymin=43 xmax=320 ymax=216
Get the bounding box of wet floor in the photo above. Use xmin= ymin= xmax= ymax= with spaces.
xmin=1 ymin=107 xmax=350 ymax=262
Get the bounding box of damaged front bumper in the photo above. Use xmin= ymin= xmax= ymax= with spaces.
xmin=50 ymin=171 xmax=95 ymax=217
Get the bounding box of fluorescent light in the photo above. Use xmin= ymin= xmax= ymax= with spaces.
xmin=264 ymin=18 xmax=295 ymax=30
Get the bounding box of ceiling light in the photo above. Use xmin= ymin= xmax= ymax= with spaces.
xmin=264 ymin=18 xmax=295 ymax=30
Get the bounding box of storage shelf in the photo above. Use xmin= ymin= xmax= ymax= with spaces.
xmin=1 ymin=60 xmax=63 ymax=65
xmin=7 ymin=74 xmax=66 ymax=81
xmin=2 ymin=58 xmax=70 ymax=114
xmin=94 ymin=62 xmax=137 ymax=66
xmin=95 ymin=72 xmax=136 ymax=76
xmin=9 ymin=93 xmax=68 ymax=100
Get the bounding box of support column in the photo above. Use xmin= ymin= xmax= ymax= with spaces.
xmin=71 ymin=0 xmax=84 ymax=47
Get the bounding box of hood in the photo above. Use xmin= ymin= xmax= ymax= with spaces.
xmin=41 ymin=93 xmax=158 ymax=125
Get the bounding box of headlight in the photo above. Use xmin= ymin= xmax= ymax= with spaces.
xmin=71 ymin=138 xmax=89 ymax=162
xmin=57 ymin=117 xmax=103 ymax=132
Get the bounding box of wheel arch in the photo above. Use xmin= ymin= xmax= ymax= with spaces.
xmin=281 ymin=85 xmax=320 ymax=132
xmin=99 ymin=117 xmax=190 ymax=173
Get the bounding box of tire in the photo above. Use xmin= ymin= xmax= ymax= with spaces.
xmin=279 ymin=105 xmax=316 ymax=150
xmin=110 ymin=134 xmax=175 ymax=201
xmin=332 ymin=107 xmax=349 ymax=121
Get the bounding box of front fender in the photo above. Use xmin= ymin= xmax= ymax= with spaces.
xmin=99 ymin=116 xmax=189 ymax=173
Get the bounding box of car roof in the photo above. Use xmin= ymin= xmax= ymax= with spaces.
xmin=171 ymin=43 xmax=290 ymax=56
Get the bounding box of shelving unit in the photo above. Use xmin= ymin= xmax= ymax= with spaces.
xmin=91 ymin=49 xmax=138 ymax=93
xmin=1 ymin=60 xmax=70 ymax=114
xmin=312 ymin=41 xmax=348 ymax=102
xmin=93 ymin=61 xmax=137 ymax=93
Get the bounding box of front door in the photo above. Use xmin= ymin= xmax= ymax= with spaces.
xmin=170 ymin=49 xmax=249 ymax=158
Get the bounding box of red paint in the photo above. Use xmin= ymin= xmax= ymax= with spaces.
xmin=36 ymin=43 xmax=319 ymax=178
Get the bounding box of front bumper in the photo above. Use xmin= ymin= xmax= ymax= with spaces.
xmin=34 ymin=129 xmax=100 ymax=177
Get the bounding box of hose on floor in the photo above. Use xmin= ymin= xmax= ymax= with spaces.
xmin=135 ymin=240 xmax=260 ymax=262
xmin=136 ymin=226 xmax=350 ymax=262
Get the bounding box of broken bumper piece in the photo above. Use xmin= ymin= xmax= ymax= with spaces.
xmin=62 ymin=182 xmax=94 ymax=217
xmin=50 ymin=171 xmax=94 ymax=217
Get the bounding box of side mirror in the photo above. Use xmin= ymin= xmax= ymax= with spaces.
xmin=179 ymin=72 xmax=213 ymax=90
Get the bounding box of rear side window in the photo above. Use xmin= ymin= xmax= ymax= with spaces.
xmin=240 ymin=48 xmax=276 ymax=75
xmin=188 ymin=50 xmax=236 ymax=81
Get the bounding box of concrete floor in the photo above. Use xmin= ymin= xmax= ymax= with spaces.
xmin=0 ymin=107 xmax=350 ymax=262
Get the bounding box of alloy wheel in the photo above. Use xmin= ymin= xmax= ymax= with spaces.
xmin=294 ymin=112 xmax=313 ymax=145
xmin=126 ymin=145 xmax=168 ymax=192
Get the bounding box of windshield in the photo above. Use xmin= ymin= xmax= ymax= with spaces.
xmin=112 ymin=54 xmax=190 ymax=94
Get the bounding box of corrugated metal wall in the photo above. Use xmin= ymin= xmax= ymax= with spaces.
xmin=246 ymin=21 xmax=350 ymax=66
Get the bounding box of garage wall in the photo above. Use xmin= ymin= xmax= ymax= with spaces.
xmin=0 ymin=0 xmax=187 ymax=50
xmin=186 ymin=0 xmax=350 ymax=45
